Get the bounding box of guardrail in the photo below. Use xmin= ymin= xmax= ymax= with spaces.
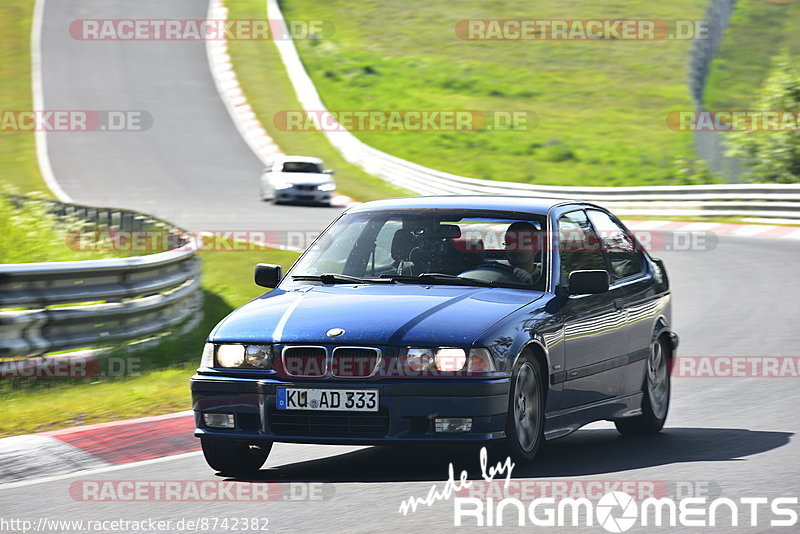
xmin=0 ymin=196 xmax=202 ymax=359
xmin=268 ymin=0 xmax=799 ymax=220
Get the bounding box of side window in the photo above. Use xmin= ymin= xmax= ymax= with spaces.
xmin=558 ymin=211 xmax=606 ymax=284
xmin=586 ymin=210 xmax=644 ymax=280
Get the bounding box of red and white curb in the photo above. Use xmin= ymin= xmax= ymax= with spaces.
xmin=206 ymin=0 xmax=280 ymax=164
xmin=0 ymin=412 xmax=196 ymax=484
xmin=206 ymin=0 xmax=355 ymax=208
xmin=624 ymin=220 xmax=800 ymax=240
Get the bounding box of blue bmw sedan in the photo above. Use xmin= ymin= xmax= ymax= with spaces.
xmin=191 ymin=196 xmax=678 ymax=473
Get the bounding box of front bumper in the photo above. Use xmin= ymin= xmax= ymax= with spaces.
xmin=274 ymin=186 xmax=331 ymax=204
xmin=191 ymin=374 xmax=510 ymax=445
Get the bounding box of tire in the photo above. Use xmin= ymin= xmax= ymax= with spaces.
xmin=502 ymin=357 xmax=545 ymax=463
xmin=615 ymin=335 xmax=671 ymax=435
xmin=200 ymin=438 xmax=272 ymax=474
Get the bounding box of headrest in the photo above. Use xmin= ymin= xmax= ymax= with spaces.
xmin=391 ymin=229 xmax=417 ymax=262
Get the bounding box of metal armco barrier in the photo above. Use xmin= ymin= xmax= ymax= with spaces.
xmin=0 ymin=196 xmax=202 ymax=358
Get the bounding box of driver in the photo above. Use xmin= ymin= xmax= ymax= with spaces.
xmin=504 ymin=221 xmax=543 ymax=284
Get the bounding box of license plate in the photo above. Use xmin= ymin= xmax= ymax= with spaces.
xmin=276 ymin=388 xmax=378 ymax=412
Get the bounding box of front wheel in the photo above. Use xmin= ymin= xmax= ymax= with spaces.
xmin=502 ymin=358 xmax=545 ymax=463
xmin=615 ymin=336 xmax=671 ymax=435
xmin=200 ymin=438 xmax=272 ymax=474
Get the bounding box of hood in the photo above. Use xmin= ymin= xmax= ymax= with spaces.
xmin=210 ymin=284 xmax=543 ymax=347
xmin=271 ymin=172 xmax=332 ymax=185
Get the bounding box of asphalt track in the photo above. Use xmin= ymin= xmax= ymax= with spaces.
xmin=4 ymin=0 xmax=799 ymax=532
xmin=38 ymin=0 xmax=342 ymax=233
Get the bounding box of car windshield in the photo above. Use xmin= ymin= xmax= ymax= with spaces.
xmin=282 ymin=162 xmax=322 ymax=173
xmin=287 ymin=209 xmax=548 ymax=290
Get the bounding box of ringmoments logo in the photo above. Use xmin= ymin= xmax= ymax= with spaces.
xmin=397 ymin=448 xmax=799 ymax=529
xmin=451 ymin=492 xmax=799 ymax=528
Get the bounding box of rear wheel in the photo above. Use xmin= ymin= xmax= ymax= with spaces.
xmin=200 ymin=438 xmax=272 ymax=474
xmin=503 ymin=358 xmax=545 ymax=463
xmin=615 ymin=336 xmax=671 ymax=435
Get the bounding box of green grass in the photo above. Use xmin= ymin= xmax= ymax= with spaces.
xmin=0 ymin=244 xmax=301 ymax=437
xmin=1 ymin=365 xmax=199 ymax=435
xmin=274 ymin=0 xmax=706 ymax=187
xmin=0 ymin=0 xmax=309 ymax=437
xmin=226 ymin=0 xmax=410 ymax=201
xmin=0 ymin=195 xmax=152 ymax=263
xmin=705 ymin=0 xmax=800 ymax=110
xmin=0 ymin=0 xmax=46 ymax=194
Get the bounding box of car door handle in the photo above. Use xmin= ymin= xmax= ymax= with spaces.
xmin=613 ymin=298 xmax=625 ymax=312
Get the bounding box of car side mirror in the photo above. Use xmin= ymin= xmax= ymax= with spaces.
xmin=323 ymin=169 xmax=334 ymax=175
xmin=567 ymin=270 xmax=609 ymax=295
xmin=255 ymin=263 xmax=282 ymax=288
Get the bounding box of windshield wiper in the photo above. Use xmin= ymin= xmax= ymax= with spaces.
xmin=385 ymin=272 xmax=496 ymax=287
xmin=292 ymin=273 xmax=393 ymax=284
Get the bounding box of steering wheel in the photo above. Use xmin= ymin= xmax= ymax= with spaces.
xmin=459 ymin=263 xmax=521 ymax=284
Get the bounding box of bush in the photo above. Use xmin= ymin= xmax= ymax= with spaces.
xmin=726 ymin=57 xmax=800 ymax=183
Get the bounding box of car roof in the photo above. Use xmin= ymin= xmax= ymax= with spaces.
xmin=272 ymin=155 xmax=324 ymax=164
xmin=348 ymin=195 xmax=599 ymax=216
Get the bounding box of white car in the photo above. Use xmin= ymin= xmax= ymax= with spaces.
xmin=260 ymin=156 xmax=336 ymax=205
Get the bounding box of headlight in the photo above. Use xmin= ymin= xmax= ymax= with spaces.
xmin=407 ymin=348 xmax=434 ymax=371
xmin=272 ymin=180 xmax=293 ymax=190
xmin=245 ymin=344 xmax=273 ymax=368
xmin=435 ymin=348 xmax=467 ymax=372
xmin=466 ymin=348 xmax=496 ymax=373
xmin=200 ymin=343 xmax=214 ymax=368
xmin=216 ymin=344 xmax=245 ymax=367
xmin=209 ymin=343 xmax=274 ymax=369
xmin=404 ymin=347 xmax=496 ymax=373
xmin=317 ymin=182 xmax=336 ymax=191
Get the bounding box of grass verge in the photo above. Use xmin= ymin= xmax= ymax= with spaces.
xmin=0 ymin=244 xmax=300 ymax=437
xmin=277 ymin=0 xmax=705 ymax=187
xmin=0 ymin=195 xmax=147 ymax=263
xmin=225 ymin=0 xmax=410 ymax=201
xmin=0 ymin=0 xmax=46 ymax=193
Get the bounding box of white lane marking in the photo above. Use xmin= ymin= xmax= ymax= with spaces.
xmin=784 ymin=229 xmax=800 ymax=240
xmin=730 ymin=225 xmax=775 ymax=237
xmin=623 ymin=220 xmax=800 ymax=240
xmin=31 ymin=0 xmax=71 ymax=201
xmin=623 ymin=220 xmax=674 ymax=230
xmin=742 ymin=217 xmax=800 ymax=226
xmin=676 ymin=222 xmax=719 ymax=231
xmin=0 ymin=451 xmax=203 ymax=491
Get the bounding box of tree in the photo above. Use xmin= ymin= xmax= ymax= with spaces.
xmin=726 ymin=57 xmax=800 ymax=183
